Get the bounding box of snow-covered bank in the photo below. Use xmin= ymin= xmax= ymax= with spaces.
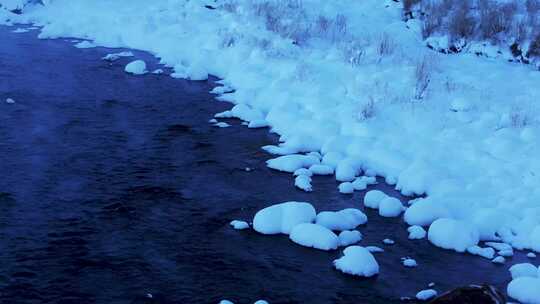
xmin=2 ymin=0 xmax=540 ymax=301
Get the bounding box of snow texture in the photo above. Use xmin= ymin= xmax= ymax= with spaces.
xmin=315 ymin=209 xmax=367 ymax=231
xmin=333 ymin=246 xmax=379 ymax=277
xmin=428 ymin=218 xmax=479 ymax=253
xmin=289 ymin=223 xmax=339 ymax=251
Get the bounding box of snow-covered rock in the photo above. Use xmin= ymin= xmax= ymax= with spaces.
xmin=402 ymin=258 xmax=417 ymax=267
xmin=219 ymin=300 xmax=234 ymax=304
xmin=293 ymin=168 xmax=312 ymax=177
xmin=338 ymin=230 xmax=362 ymax=247
xmin=408 ymin=225 xmax=426 ymax=240
xmin=253 ymin=202 xmax=316 ymax=235
xmin=254 ymin=301 xmax=269 ymax=304
xmin=363 ymin=190 xmax=387 ymax=209
xmin=428 ymin=218 xmax=479 ymax=252
xmin=102 ymin=51 xmax=133 ymax=61
xmin=289 ymin=223 xmax=338 ymax=251
xmin=230 ymin=220 xmax=249 ymax=230
xmin=308 ymin=164 xmax=333 ymax=175
xmin=383 ymin=238 xmax=395 ymax=245
xmin=416 ymin=289 xmax=438 ymax=301
xmin=338 ymin=182 xmax=354 ymax=194
xmin=266 ymin=155 xmax=319 ymax=173
xmin=492 ymin=256 xmax=506 ymax=264
xmin=466 ymin=246 xmax=495 ymax=259
xmin=124 ymin=60 xmax=147 ymax=75
xmin=294 ymin=175 xmax=312 ymax=192
xmin=507 ymin=277 xmax=540 ymax=304
xmin=315 ymin=208 xmax=367 ymax=231
xmin=404 ymin=198 xmax=449 ymax=226
xmin=378 ymin=197 xmax=404 ymax=217
xmin=510 ymin=263 xmax=538 ymax=279
xmin=333 ymin=246 xmax=379 ymax=277
xmin=366 ymin=246 xmax=384 ymax=253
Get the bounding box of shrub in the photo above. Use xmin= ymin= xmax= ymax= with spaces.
xmin=414 ymin=56 xmax=432 ymax=100
xmin=377 ymin=33 xmax=395 ymax=61
xmin=448 ymin=0 xmax=476 ymax=42
xmin=528 ymin=33 xmax=540 ymax=58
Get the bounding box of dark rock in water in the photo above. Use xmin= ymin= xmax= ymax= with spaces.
xmin=429 ymin=284 xmax=505 ymax=304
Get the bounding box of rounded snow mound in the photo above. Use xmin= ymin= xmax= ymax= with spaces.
xmin=378 ymin=197 xmax=404 ymax=217
xmin=338 ymin=230 xmax=362 ymax=247
xmin=508 ymin=277 xmax=540 ymax=304
xmin=253 ymin=201 xmax=316 ymax=235
xmin=363 ymin=190 xmax=387 ymax=209
xmin=428 ymin=218 xmax=479 ymax=252
xmin=316 ymin=208 xmax=367 ymax=231
xmin=124 ymin=60 xmax=147 ymax=75
xmin=333 ymin=246 xmax=379 ymax=277
xmin=289 ymin=223 xmax=339 ymax=251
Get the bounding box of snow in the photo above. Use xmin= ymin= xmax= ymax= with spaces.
xmin=402 ymin=258 xmax=417 ymax=267
xmin=74 ymin=40 xmax=95 ymax=48
xmin=214 ymin=122 xmax=231 ymax=128
xmin=378 ymin=197 xmax=404 ymax=217
xmin=253 ymin=202 xmax=316 ymax=235
xmin=12 ymin=27 xmax=28 ymax=33
xmin=338 ymin=182 xmax=354 ymax=194
xmin=102 ymin=51 xmax=133 ymax=61
xmin=338 ymin=230 xmax=362 ymax=247
xmin=9 ymin=0 xmax=540 ymax=269
xmin=294 ymin=175 xmax=312 ymax=192
xmin=254 ymin=301 xmax=269 ymax=304
xmin=309 ymin=164 xmax=333 ymax=175
xmin=528 ymin=253 xmax=537 ymax=258
xmin=407 ymin=225 xmax=426 ymax=240
xmin=382 ymin=238 xmax=395 ymax=245
xmin=230 ymin=220 xmax=249 ymax=230
xmin=507 ymin=277 xmax=540 ymax=304
xmin=466 ymin=246 xmax=495 ymax=259
xmin=428 ymin=218 xmax=479 ymax=253
xmin=293 ymin=168 xmax=312 ymax=177
xmin=351 ymin=176 xmax=376 ymax=191
xmin=366 ymin=246 xmax=384 ymax=253
xmin=5 ymin=98 xmax=15 ymax=104
xmin=509 ymin=263 xmax=538 ymax=279
xmin=416 ymin=289 xmax=438 ymax=301
xmin=266 ymin=155 xmax=319 ymax=173
xmin=333 ymin=246 xmax=379 ymax=277
xmin=315 ymin=208 xmax=367 ymax=231
xmin=363 ymin=190 xmax=387 ymax=209
xmin=289 ymin=223 xmax=338 ymax=251
xmin=124 ymin=60 xmax=147 ymax=75
xmin=219 ymin=300 xmax=234 ymax=304
xmin=492 ymin=256 xmax=506 ymax=264
xmin=152 ymin=68 xmax=164 ymax=74
xmin=531 ymin=227 xmax=540 ymax=253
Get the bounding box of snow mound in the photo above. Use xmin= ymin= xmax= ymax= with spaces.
xmin=316 ymin=208 xmax=367 ymax=231
xmin=507 ymin=277 xmax=540 ymax=304
xmin=363 ymin=190 xmax=387 ymax=209
xmin=294 ymin=175 xmax=312 ymax=192
xmin=466 ymin=246 xmax=495 ymax=259
xmin=408 ymin=225 xmax=426 ymax=240
xmin=402 ymin=257 xmax=418 ymax=267
xmin=309 ymin=164 xmax=333 ymax=175
xmin=293 ymin=168 xmax=312 ymax=177
xmin=125 ymin=60 xmax=147 ymax=75
xmin=510 ymin=263 xmax=538 ymax=279
xmin=531 ymin=226 xmax=540 ymax=253
xmin=338 ymin=230 xmax=362 ymax=247
xmin=428 ymin=218 xmax=479 ymax=252
xmin=492 ymin=256 xmax=506 ymax=264
xmin=383 ymin=238 xmax=395 ymax=245
xmin=254 ymin=301 xmax=269 ymax=304
xmin=416 ymin=289 xmax=438 ymax=301
xmin=378 ymin=197 xmax=404 ymax=217
xmin=289 ymin=223 xmax=338 ymax=251
xmin=404 ymin=198 xmax=449 ymax=226
xmin=219 ymin=300 xmax=234 ymax=304
xmin=230 ymin=220 xmax=249 ymax=230
xmin=333 ymin=246 xmax=379 ymax=277
xmin=102 ymin=51 xmax=133 ymax=61
xmin=253 ymin=202 xmax=316 ymax=235
xmin=338 ymin=182 xmax=354 ymax=194
xmin=266 ymin=154 xmax=319 ymax=173
xmin=366 ymin=246 xmax=384 ymax=253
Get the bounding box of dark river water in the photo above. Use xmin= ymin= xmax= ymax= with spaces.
xmin=0 ymin=25 xmax=529 ymax=304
